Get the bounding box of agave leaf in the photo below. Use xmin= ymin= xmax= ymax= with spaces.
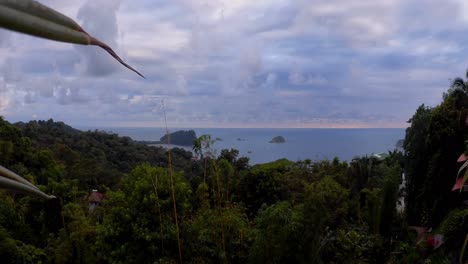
xmin=0 ymin=0 xmax=82 ymax=31
xmin=0 ymin=0 xmax=144 ymax=78
xmin=87 ymin=37 xmax=145 ymax=78
xmin=457 ymin=160 xmax=468 ymax=176
xmin=0 ymin=175 xmax=55 ymax=199
xmin=0 ymin=164 xmax=40 ymax=190
xmin=462 ymin=168 xmax=468 ymax=193
xmin=0 ymin=5 xmax=90 ymax=44
xmin=0 ymin=165 xmax=55 ymax=199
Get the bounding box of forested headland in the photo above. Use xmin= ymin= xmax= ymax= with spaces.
xmin=0 ymin=79 xmax=467 ymax=263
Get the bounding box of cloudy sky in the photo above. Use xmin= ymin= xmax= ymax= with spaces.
xmin=0 ymin=0 xmax=467 ymax=128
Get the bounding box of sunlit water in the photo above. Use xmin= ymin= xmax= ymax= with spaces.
xmin=80 ymin=127 xmax=405 ymax=164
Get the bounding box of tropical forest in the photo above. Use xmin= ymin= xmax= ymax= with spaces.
xmin=0 ymin=0 xmax=468 ymax=264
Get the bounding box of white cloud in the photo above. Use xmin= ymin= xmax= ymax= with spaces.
xmin=0 ymin=81 xmax=12 ymax=115
xmin=75 ymin=0 xmax=122 ymax=76
xmin=0 ymin=29 xmax=10 ymax=47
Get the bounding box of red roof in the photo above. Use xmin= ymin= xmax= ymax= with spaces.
xmin=88 ymin=191 xmax=104 ymax=203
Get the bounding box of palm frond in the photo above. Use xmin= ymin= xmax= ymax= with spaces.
xmin=451 ymin=77 xmax=466 ymax=90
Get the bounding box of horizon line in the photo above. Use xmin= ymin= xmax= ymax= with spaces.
xmin=4 ymin=117 xmax=409 ymax=129
xmin=78 ymin=124 xmax=408 ymax=129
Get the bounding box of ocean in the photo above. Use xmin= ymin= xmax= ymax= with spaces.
xmin=81 ymin=127 xmax=405 ymax=165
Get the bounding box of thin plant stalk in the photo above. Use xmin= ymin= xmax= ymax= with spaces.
xmin=215 ymin=164 xmax=226 ymax=258
xmin=460 ymin=233 xmax=468 ymax=264
xmin=162 ymin=100 xmax=182 ymax=263
xmin=151 ymin=175 xmax=164 ymax=253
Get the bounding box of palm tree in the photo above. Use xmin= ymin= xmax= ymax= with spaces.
xmin=447 ymin=70 xmax=468 ymax=108
xmin=349 ymin=156 xmax=376 ymax=194
xmin=451 ymin=74 xmax=468 ymax=91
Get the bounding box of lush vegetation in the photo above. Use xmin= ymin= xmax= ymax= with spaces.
xmin=0 ymin=77 xmax=467 ymax=263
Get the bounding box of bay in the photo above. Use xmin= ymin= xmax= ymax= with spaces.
xmin=80 ymin=127 xmax=405 ymax=165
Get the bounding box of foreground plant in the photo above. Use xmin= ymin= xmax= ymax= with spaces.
xmin=0 ymin=0 xmax=144 ymax=78
xmin=0 ymin=165 xmax=55 ymax=199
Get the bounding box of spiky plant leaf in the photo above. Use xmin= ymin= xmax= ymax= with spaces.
xmin=0 ymin=174 xmax=55 ymax=199
xmin=462 ymin=168 xmax=468 ymax=193
xmin=0 ymin=0 xmax=83 ymax=30
xmin=0 ymin=165 xmax=55 ymax=199
xmin=0 ymin=0 xmax=144 ymax=78
xmin=457 ymin=160 xmax=468 ymax=176
xmin=0 ymin=165 xmax=39 ymax=190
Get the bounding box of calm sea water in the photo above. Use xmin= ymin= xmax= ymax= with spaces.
xmin=81 ymin=127 xmax=405 ymax=164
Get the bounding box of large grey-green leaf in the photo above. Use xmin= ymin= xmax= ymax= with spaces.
xmin=0 ymin=176 xmax=54 ymax=199
xmin=0 ymin=0 xmax=144 ymax=78
xmin=0 ymin=5 xmax=90 ymax=44
xmin=0 ymin=0 xmax=83 ymax=31
xmin=0 ymin=165 xmax=39 ymax=190
xmin=0 ymin=165 xmax=55 ymax=199
xmin=457 ymin=160 xmax=468 ymax=176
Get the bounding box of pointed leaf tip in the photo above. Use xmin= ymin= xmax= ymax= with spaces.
xmin=90 ymin=37 xmax=145 ymax=79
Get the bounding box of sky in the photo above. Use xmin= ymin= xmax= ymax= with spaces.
xmin=0 ymin=0 xmax=467 ymax=128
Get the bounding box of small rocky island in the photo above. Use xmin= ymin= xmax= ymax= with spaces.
xmin=160 ymin=130 xmax=197 ymax=146
xmin=269 ymin=136 xmax=286 ymax=143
